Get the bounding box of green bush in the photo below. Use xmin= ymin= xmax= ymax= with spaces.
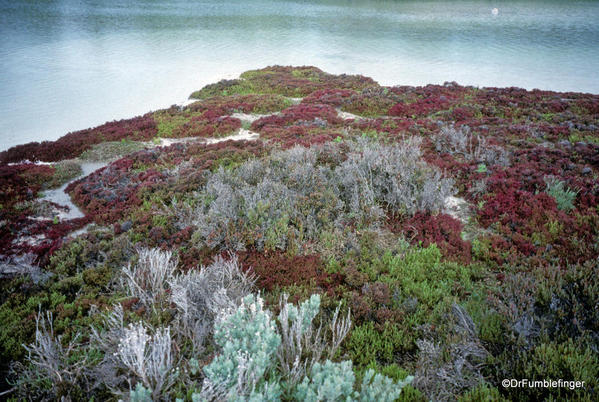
xmin=359 ymin=363 xmax=425 ymax=402
xmin=347 ymin=322 xmax=410 ymax=367
xmin=502 ymin=339 xmax=598 ymax=400
xmin=544 ymin=177 xmax=577 ymax=211
xmin=198 ymin=293 xmax=412 ymax=401
xmin=385 ymin=244 xmax=476 ymax=315
xmin=458 ymin=383 xmax=505 ymax=401
xmin=295 ymin=360 xmax=412 ymax=402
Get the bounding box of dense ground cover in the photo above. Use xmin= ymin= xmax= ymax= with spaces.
xmin=0 ymin=66 xmax=598 ymax=401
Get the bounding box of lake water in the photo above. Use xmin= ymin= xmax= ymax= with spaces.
xmin=1 ymin=0 xmax=598 ymax=151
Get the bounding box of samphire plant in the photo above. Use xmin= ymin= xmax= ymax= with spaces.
xmin=544 ymin=176 xmax=578 ymax=211
xmin=195 ymin=293 xmax=413 ymax=401
xmin=12 ymin=248 xmax=413 ymax=401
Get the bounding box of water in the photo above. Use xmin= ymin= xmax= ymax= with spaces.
xmin=39 ymin=162 xmax=107 ymax=220
xmin=1 ymin=0 xmax=598 ymax=151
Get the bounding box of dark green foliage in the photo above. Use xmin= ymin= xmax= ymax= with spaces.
xmin=458 ymin=384 xmax=505 ymax=402
xmin=0 ymin=230 xmax=131 ymax=365
xmin=497 ymin=340 xmax=598 ymax=401
xmin=0 ymin=289 xmax=43 ymax=360
xmin=347 ymin=322 xmax=410 ymax=367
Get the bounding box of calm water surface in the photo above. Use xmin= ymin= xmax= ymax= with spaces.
xmin=1 ymin=0 xmax=598 ymax=151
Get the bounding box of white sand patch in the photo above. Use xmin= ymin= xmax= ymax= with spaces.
xmin=337 ymin=109 xmax=363 ymax=120
xmin=80 ymin=161 xmax=108 ymax=177
xmin=443 ymin=196 xmax=471 ymax=224
xmin=7 ymin=160 xmax=53 ymax=166
xmin=204 ymin=128 xmax=260 ymax=144
xmin=288 ymin=97 xmax=303 ymax=104
xmin=231 ymin=112 xmax=273 ymax=123
xmin=152 ymin=137 xmax=200 ymax=147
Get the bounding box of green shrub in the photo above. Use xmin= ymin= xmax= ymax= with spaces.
xmin=360 ymin=363 xmax=425 ymax=402
xmin=130 ymin=383 xmax=152 ymax=401
xmin=201 ymin=294 xmax=282 ymax=399
xmin=347 ymin=322 xmax=409 ymax=367
xmin=545 ymin=177 xmax=577 ymax=211
xmin=464 ymin=290 xmax=505 ymax=345
xmin=386 ymin=244 xmax=475 ymax=314
xmin=0 ymin=292 xmax=41 ymax=360
xmin=502 ymin=339 xmax=598 ymax=400
xmin=295 ymin=360 xmax=412 ymax=402
xmin=458 ymin=383 xmax=505 ymax=401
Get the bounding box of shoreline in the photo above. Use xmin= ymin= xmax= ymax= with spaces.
xmin=2 ymin=63 xmax=597 ymax=262
xmin=3 ymin=70 xmax=599 ymax=157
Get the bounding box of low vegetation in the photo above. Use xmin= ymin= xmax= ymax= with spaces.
xmin=0 ymin=66 xmax=598 ymax=400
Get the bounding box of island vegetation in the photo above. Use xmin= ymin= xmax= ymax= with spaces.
xmin=0 ymin=66 xmax=598 ymax=401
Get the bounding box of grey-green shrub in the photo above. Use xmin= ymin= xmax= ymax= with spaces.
xmin=413 ymin=304 xmax=488 ymax=401
xmin=182 ymin=139 xmax=454 ymax=251
xmin=294 ymin=360 xmax=356 ymax=401
xmin=130 ymin=383 xmax=153 ymax=401
xmin=200 ymin=294 xmax=282 ymax=400
xmin=168 ymin=254 xmax=256 ymax=353
xmin=120 ymin=248 xmax=178 ymax=311
xmin=359 ymin=369 xmax=413 ymax=402
xmin=9 ymin=311 xmax=91 ymax=400
xmin=294 ymin=360 xmax=412 ymax=402
xmin=277 ymin=294 xmax=351 ymax=386
xmin=544 ymin=176 xmax=577 ymax=211
xmin=90 ymin=250 xmax=256 ymax=398
xmin=337 ymin=137 xmax=454 ymax=216
xmin=198 ymin=293 xmax=412 ymax=401
xmin=116 ymin=322 xmax=178 ymax=400
xmin=433 ymin=123 xmax=509 ymax=167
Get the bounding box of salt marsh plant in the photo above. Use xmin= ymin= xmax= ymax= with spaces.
xmin=200 ymin=294 xmax=282 ymax=400
xmin=277 ymin=294 xmax=351 ymax=386
xmin=294 ymin=360 xmax=411 ymax=402
xmin=116 ymin=323 xmax=178 ymax=400
xmin=168 ymin=254 xmax=256 ymax=353
xmin=87 ymin=249 xmax=258 ymax=398
xmin=183 ymin=138 xmax=454 ymax=251
xmin=544 ymin=176 xmax=578 ymax=211
xmin=198 ymin=293 xmax=410 ymax=401
xmin=433 ymin=123 xmax=510 ymax=167
xmin=120 ymin=248 xmax=178 ymax=311
xmin=336 ymin=137 xmax=454 ymax=215
xmin=10 ymin=311 xmax=92 ymax=400
xmin=413 ymin=304 xmax=488 ymax=401
xmin=118 ymin=248 xmax=256 ymax=353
